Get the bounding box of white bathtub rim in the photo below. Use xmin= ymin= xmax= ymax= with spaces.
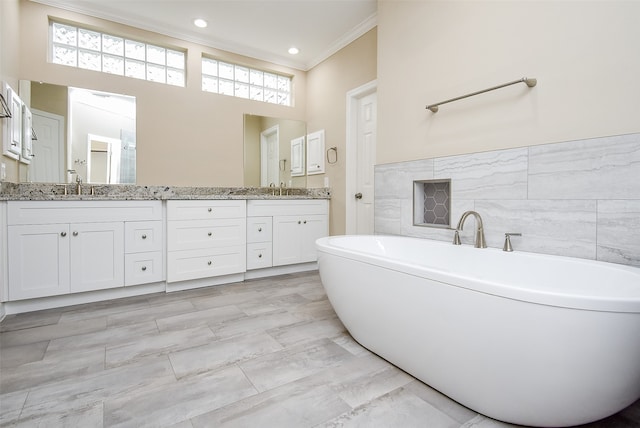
xmin=316 ymin=235 xmax=640 ymax=313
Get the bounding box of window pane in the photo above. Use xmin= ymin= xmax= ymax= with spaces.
xmin=278 ymin=76 xmax=290 ymax=92
xmin=78 ymin=29 xmax=101 ymax=51
xmin=167 ymin=50 xmax=184 ymax=69
xmin=264 ymin=73 xmax=278 ymax=89
xmin=250 ymin=85 xmax=263 ymax=101
xmin=235 ymin=66 xmax=249 ymax=83
xmin=235 ymin=82 xmax=249 ymax=98
xmin=219 ymin=62 xmax=234 ymax=80
xmin=277 ymin=92 xmax=290 ymax=106
xmin=53 ymin=45 xmax=77 ymax=66
xmin=147 ymin=63 xmax=166 ymax=83
xmin=219 ymin=79 xmax=234 ymax=96
xmin=250 ymin=69 xmax=263 ymax=86
xmin=167 ymin=68 xmax=184 ymax=87
xmin=147 ymin=45 xmax=166 ymax=65
xmin=202 ymin=58 xmax=218 ymax=76
xmin=264 ymin=89 xmax=277 ymax=104
xmin=102 ymin=34 xmax=124 ymax=55
xmin=125 ymin=59 xmax=146 ymax=79
xmin=202 ymin=76 xmax=218 ymax=93
xmin=125 ymin=40 xmax=145 ymax=60
xmin=103 ymin=54 xmax=124 ymax=75
xmin=52 ymin=22 xmax=77 ymax=46
xmin=78 ymin=49 xmax=101 ymax=71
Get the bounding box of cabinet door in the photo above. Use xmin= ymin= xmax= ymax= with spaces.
xmin=272 ymin=216 xmax=304 ymax=266
xmin=8 ymin=224 xmax=70 ymax=300
xmin=70 ymin=222 xmax=124 ymax=293
xmin=273 ymin=215 xmax=328 ymax=266
xmin=299 ymin=215 xmax=328 ymax=263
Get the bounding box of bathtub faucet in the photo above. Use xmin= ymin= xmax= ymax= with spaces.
xmin=452 ymin=211 xmax=487 ymax=248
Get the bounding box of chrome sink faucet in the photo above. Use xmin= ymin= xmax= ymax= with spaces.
xmin=452 ymin=210 xmax=487 ymax=248
xmin=75 ymin=173 xmax=83 ymax=195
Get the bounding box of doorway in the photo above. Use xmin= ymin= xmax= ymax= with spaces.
xmin=346 ymin=80 xmax=377 ymax=235
xmin=260 ymin=125 xmax=279 ymax=187
xmin=30 ymin=109 xmax=65 ymax=183
xmin=87 ymin=134 xmax=121 ymax=184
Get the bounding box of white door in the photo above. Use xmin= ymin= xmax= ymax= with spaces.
xmin=346 ymin=81 xmax=377 ymax=235
xmin=355 ymin=92 xmax=377 ymax=234
xmin=260 ymin=125 xmax=279 ymax=187
xmin=31 ymin=109 xmax=65 ymax=183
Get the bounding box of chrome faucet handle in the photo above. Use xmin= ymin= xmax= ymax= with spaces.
xmin=503 ymin=232 xmax=522 ymax=252
xmin=452 ymin=229 xmax=461 ymax=245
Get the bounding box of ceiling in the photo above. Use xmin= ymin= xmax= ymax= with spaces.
xmin=31 ymin=0 xmax=378 ymax=71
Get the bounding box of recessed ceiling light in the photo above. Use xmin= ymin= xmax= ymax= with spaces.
xmin=288 ymin=47 xmax=299 ymax=55
xmin=194 ymin=18 xmax=208 ymax=28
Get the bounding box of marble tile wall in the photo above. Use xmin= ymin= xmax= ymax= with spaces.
xmin=374 ymin=133 xmax=640 ymax=267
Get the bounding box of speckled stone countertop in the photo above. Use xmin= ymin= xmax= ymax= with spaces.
xmin=0 ymin=182 xmax=331 ymax=201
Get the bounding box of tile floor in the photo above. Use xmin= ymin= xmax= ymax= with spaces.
xmin=1 ymin=271 xmax=638 ymax=427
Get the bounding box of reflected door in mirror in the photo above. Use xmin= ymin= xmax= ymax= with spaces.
xmin=31 ymin=109 xmax=65 ymax=183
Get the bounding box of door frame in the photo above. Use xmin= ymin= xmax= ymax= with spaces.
xmin=345 ymin=80 xmax=377 ymax=235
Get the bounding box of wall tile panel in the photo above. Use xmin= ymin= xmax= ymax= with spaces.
xmin=374 ymin=132 xmax=640 ymax=267
xmin=597 ymin=200 xmax=640 ymax=266
xmin=528 ymin=134 xmax=640 ymax=200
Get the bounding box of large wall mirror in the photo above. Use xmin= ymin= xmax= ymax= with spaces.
xmin=20 ymin=81 xmax=136 ymax=184
xmin=243 ymin=114 xmax=306 ymax=188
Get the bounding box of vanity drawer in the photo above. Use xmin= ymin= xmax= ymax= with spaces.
xmin=167 ymin=219 xmax=245 ymax=250
xmin=246 ymin=242 xmax=272 ymax=270
xmin=125 ymin=221 xmax=162 ymax=253
xmin=247 ymin=217 xmax=272 ymax=243
xmin=125 ymin=252 xmax=163 ymax=286
xmin=167 ymin=200 xmax=246 ymax=221
xmin=167 ymin=246 xmax=246 ymax=282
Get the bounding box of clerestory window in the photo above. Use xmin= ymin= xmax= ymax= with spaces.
xmin=202 ymin=57 xmax=291 ymax=106
xmin=50 ymin=20 xmax=186 ymax=87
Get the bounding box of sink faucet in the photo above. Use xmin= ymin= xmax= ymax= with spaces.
xmin=452 ymin=210 xmax=487 ymax=248
xmin=75 ymin=173 xmax=83 ymax=195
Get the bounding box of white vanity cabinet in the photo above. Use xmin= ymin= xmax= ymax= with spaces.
xmin=6 ymin=200 xmax=162 ymax=301
xmin=247 ymin=199 xmax=328 ymax=269
xmin=166 ymin=200 xmax=246 ymax=282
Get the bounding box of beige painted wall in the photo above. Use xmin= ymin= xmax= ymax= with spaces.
xmin=0 ymin=0 xmax=21 ymax=182
xmin=306 ymin=28 xmax=377 ymax=235
xmin=377 ymin=0 xmax=640 ymax=164
xmin=16 ymin=0 xmax=307 ymax=186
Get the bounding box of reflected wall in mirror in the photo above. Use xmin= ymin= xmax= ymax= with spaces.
xmin=22 ymin=81 xmax=136 ymax=184
xmin=243 ymin=115 xmax=306 ymax=188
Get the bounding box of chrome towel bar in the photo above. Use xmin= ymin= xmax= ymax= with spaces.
xmin=426 ymin=77 xmax=537 ymax=113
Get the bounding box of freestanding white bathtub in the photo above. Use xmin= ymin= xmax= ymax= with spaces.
xmin=316 ymin=235 xmax=640 ymax=427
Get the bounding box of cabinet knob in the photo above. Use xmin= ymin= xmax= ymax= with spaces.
xmin=142 ymin=234 xmax=147 ymax=239
xmin=258 ymin=253 xmax=263 ymax=258
xmin=303 ymin=220 xmax=307 ymax=224
xmin=141 ymin=266 xmax=147 ymax=271
xmin=258 ymin=227 xmax=262 ymax=232
xmin=207 ymin=260 xmax=212 ymax=265
xmin=208 ymin=232 xmax=212 ymax=237
xmin=298 ymin=221 xmax=301 ymax=224
xmin=73 ymin=231 xmax=79 ymax=236
xmin=208 ymin=208 xmax=212 ymax=212
xmin=60 ymin=231 xmax=67 ymax=237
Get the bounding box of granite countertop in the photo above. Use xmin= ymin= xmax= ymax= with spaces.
xmin=0 ymin=182 xmax=331 ymax=201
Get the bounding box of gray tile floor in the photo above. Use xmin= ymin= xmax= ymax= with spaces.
xmin=1 ymin=271 xmax=638 ymax=427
